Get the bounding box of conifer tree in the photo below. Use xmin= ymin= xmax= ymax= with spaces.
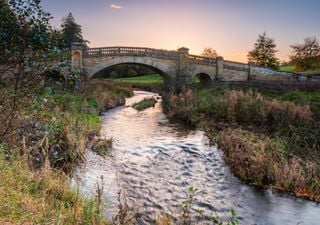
xmin=61 ymin=13 xmax=88 ymax=49
xmin=248 ymin=32 xmax=279 ymax=69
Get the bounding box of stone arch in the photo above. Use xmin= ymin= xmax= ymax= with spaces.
xmin=85 ymin=56 xmax=176 ymax=78
xmin=84 ymin=56 xmax=177 ymax=89
xmin=92 ymin=62 xmax=170 ymax=80
xmin=194 ymin=73 xmax=213 ymax=85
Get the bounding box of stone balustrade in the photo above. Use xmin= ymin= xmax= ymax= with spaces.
xmin=83 ymin=46 xmax=178 ymax=60
xmin=188 ymin=54 xmax=216 ymax=65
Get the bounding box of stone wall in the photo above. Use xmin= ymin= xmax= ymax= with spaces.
xmin=219 ymin=60 xmax=249 ymax=81
xmin=252 ymin=66 xmax=292 ymax=81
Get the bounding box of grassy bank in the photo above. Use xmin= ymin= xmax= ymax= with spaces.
xmin=163 ymin=85 xmax=320 ymax=201
xmin=279 ymin=65 xmax=295 ymax=72
xmin=0 ymin=145 xmax=107 ymax=225
xmin=0 ymin=80 xmax=133 ymax=224
xmin=25 ymin=80 xmax=133 ymax=172
xmin=110 ymin=74 xmax=165 ymax=93
xmin=114 ymin=74 xmax=163 ymax=84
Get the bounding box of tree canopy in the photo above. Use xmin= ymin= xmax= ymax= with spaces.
xmin=202 ymin=47 xmax=218 ymax=58
xmin=290 ymin=37 xmax=320 ymax=72
xmin=61 ymin=13 xmax=88 ymax=49
xmin=247 ymin=32 xmax=279 ymax=69
xmin=0 ymin=0 xmax=62 ymax=139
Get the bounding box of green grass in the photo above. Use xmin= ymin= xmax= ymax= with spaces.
xmin=0 ymin=145 xmax=108 ymax=225
xmin=113 ymin=74 xmax=163 ymax=84
xmin=279 ymin=65 xmax=295 ymax=72
xmin=0 ymin=80 xmax=135 ymax=224
xmin=132 ymin=97 xmax=157 ymax=111
xmin=16 ymin=81 xmax=134 ymax=172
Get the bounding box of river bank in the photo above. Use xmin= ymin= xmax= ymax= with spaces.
xmin=162 ymin=85 xmax=320 ymax=202
xmin=0 ymin=80 xmax=133 ymax=224
xmin=74 ymin=90 xmax=320 ymax=225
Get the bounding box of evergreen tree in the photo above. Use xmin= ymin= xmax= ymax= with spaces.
xmin=61 ymin=13 xmax=88 ymax=49
xmin=248 ymin=32 xmax=279 ymax=69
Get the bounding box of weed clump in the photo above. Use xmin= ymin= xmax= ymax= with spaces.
xmin=92 ymin=138 xmax=113 ymax=158
xmin=132 ymin=97 xmax=157 ymax=111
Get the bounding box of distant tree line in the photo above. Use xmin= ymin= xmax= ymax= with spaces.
xmin=203 ymin=33 xmax=320 ymax=72
xmin=247 ymin=32 xmax=320 ymax=72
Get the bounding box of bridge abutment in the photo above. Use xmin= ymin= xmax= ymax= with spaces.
xmin=176 ymin=47 xmax=192 ymax=91
xmin=71 ymin=43 xmax=83 ymax=69
xmin=216 ymin=56 xmax=224 ymax=80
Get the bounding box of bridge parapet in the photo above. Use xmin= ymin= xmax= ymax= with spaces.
xmin=224 ymin=60 xmax=249 ymax=72
xmin=83 ymin=46 xmax=178 ymax=60
xmin=188 ymin=54 xmax=216 ymax=66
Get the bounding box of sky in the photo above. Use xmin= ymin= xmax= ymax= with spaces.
xmin=41 ymin=0 xmax=320 ymax=63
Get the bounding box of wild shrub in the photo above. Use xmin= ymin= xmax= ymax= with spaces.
xmin=163 ymin=87 xmax=320 ymax=199
xmin=218 ymin=129 xmax=320 ymax=200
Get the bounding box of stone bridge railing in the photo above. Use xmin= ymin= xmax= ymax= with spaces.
xmin=224 ymin=60 xmax=249 ymax=72
xmin=188 ymin=54 xmax=216 ymax=65
xmin=83 ymin=46 xmax=178 ymax=60
xmin=83 ymin=46 xmax=216 ymax=66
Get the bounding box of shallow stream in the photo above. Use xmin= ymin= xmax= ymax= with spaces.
xmin=73 ymin=91 xmax=320 ymax=225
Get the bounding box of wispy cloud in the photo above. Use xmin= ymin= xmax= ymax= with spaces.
xmin=110 ymin=3 xmax=123 ymax=9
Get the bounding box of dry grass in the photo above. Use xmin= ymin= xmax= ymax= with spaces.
xmin=163 ymin=87 xmax=320 ymax=200
xmin=0 ymin=146 xmax=108 ymax=225
xmin=218 ymin=129 xmax=320 ymax=200
xmin=0 ymin=80 xmax=135 ymax=223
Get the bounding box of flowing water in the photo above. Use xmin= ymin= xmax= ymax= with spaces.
xmin=73 ymin=91 xmax=320 ymax=225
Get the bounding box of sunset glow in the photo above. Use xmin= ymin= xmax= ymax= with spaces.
xmin=42 ymin=0 xmax=320 ymax=62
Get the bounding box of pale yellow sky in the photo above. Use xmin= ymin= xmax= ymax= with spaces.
xmin=43 ymin=0 xmax=320 ymax=63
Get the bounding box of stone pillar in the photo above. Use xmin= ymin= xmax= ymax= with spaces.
xmin=216 ymin=56 xmax=224 ymax=80
xmin=71 ymin=42 xmax=83 ymax=69
xmin=176 ymin=47 xmax=191 ymax=91
xmin=248 ymin=61 xmax=256 ymax=80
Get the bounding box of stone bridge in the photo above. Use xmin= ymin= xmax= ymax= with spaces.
xmin=71 ymin=43 xmax=292 ymax=90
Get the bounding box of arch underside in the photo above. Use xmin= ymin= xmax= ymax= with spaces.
xmin=91 ymin=63 xmax=169 ymax=80
xmin=195 ymin=73 xmax=213 ymax=84
xmin=84 ymin=56 xmax=177 ymax=79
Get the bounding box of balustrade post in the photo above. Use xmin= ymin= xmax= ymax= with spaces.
xmin=216 ymin=56 xmax=224 ymax=80
xmin=248 ymin=61 xmax=256 ymax=80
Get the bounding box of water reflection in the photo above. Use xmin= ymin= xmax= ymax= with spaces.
xmin=74 ymin=91 xmax=320 ymax=225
